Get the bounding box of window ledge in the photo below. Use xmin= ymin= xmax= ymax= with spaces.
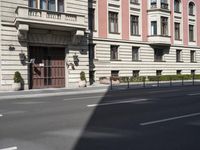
xmin=109 ymin=32 xmax=120 ymax=35
xmin=154 ymin=60 xmax=166 ymax=62
xmin=110 ymin=59 xmax=122 ymax=61
xmin=148 ymin=35 xmax=171 ymax=38
xmin=130 ymin=2 xmax=140 ymax=5
xmin=176 ymin=61 xmax=184 ymax=63
xmin=132 ymin=60 xmax=142 ymax=62
xmin=174 ymin=11 xmax=181 ymax=14
xmin=175 ymin=39 xmax=182 ymax=41
xmin=191 ymin=61 xmax=197 ymax=63
xmin=131 ymin=34 xmax=141 ymax=37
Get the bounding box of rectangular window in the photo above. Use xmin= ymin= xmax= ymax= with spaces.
xmin=40 ymin=0 xmax=63 ymax=11
xmin=151 ymin=0 xmax=157 ymax=8
xmin=48 ymin=0 xmax=56 ymax=11
xmin=191 ymin=70 xmax=196 ymax=75
xmin=161 ymin=0 xmax=168 ymax=9
xmin=58 ymin=0 xmax=64 ymax=12
xmin=161 ymin=17 xmax=168 ymax=36
xmin=29 ymin=0 xmax=37 ymax=8
xmin=154 ymin=49 xmax=163 ymax=62
xmin=175 ymin=23 xmax=180 ymax=40
xmin=189 ymin=25 xmax=194 ymax=42
xmin=130 ymin=15 xmax=139 ymax=35
xmin=109 ymin=12 xmax=118 ymax=33
xmin=40 ymin=0 xmax=47 ymax=9
xmin=133 ymin=70 xmax=140 ymax=77
xmin=151 ymin=21 xmax=157 ymax=35
xmin=174 ymin=0 xmax=180 ymax=12
xmin=111 ymin=70 xmax=119 ymax=77
xmin=190 ymin=50 xmax=196 ymax=62
xmin=132 ymin=47 xmax=139 ymax=61
xmin=110 ymin=45 xmax=118 ymax=60
xmin=176 ymin=70 xmax=182 ymax=75
xmin=176 ymin=50 xmax=182 ymax=62
xmin=156 ymin=70 xmax=162 ymax=76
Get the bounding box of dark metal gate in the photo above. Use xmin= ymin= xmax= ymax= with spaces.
xmin=30 ymin=47 xmax=65 ymax=89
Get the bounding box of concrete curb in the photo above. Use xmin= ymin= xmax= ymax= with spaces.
xmin=0 ymin=89 xmax=109 ymax=100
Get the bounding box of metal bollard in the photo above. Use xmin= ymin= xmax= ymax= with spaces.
xmin=127 ymin=77 xmax=130 ymax=89
xmin=110 ymin=77 xmax=113 ymax=90
xmin=157 ymin=77 xmax=160 ymax=87
xmin=192 ymin=74 xmax=195 ymax=86
xmin=143 ymin=77 xmax=146 ymax=88
xmin=170 ymin=77 xmax=172 ymax=87
xmin=182 ymin=76 xmax=184 ymax=86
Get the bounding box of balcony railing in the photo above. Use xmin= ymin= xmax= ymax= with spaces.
xmin=15 ymin=6 xmax=86 ymax=29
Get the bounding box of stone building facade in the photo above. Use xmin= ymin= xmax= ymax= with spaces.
xmin=89 ymin=0 xmax=200 ymax=81
xmin=0 ymin=0 xmax=89 ymax=90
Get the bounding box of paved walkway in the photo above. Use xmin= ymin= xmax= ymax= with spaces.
xmin=0 ymin=80 xmax=200 ymax=100
xmin=0 ymin=85 xmax=110 ymax=100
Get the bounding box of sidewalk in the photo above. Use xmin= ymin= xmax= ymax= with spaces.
xmin=0 ymin=80 xmax=200 ymax=100
xmin=0 ymin=85 xmax=110 ymax=100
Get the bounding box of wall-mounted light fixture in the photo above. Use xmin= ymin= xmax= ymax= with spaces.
xmin=19 ymin=52 xmax=35 ymax=65
xmin=73 ymin=53 xmax=79 ymax=66
xmin=9 ymin=44 xmax=15 ymax=51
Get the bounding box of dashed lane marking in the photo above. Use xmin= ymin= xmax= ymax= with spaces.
xmin=188 ymin=93 xmax=200 ymax=96
xmin=63 ymin=95 xmax=103 ymax=101
xmin=87 ymin=99 xmax=148 ymax=108
xmin=0 ymin=147 xmax=18 ymax=150
xmin=140 ymin=112 xmax=200 ymax=126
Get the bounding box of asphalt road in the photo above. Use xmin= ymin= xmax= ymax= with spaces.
xmin=0 ymin=86 xmax=200 ymax=150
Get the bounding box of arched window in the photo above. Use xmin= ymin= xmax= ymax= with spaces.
xmin=174 ymin=0 xmax=180 ymax=12
xmin=189 ymin=2 xmax=195 ymax=15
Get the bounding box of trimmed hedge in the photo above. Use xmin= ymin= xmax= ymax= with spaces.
xmin=99 ymin=74 xmax=200 ymax=84
xmin=148 ymin=74 xmax=200 ymax=81
xmin=119 ymin=76 xmax=146 ymax=83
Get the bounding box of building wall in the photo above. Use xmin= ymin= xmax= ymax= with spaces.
xmin=0 ymin=0 xmax=2 ymax=89
xmin=0 ymin=0 xmax=89 ymax=90
xmin=91 ymin=0 xmax=200 ymax=80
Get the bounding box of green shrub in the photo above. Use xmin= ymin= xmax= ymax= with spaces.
xmin=129 ymin=76 xmax=146 ymax=82
xmin=118 ymin=76 xmax=146 ymax=83
xmin=148 ymin=74 xmax=198 ymax=81
xmin=80 ymin=71 xmax=86 ymax=81
xmin=13 ymin=71 xmax=23 ymax=83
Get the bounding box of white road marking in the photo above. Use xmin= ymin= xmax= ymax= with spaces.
xmin=0 ymin=147 xmax=18 ymax=150
xmin=188 ymin=93 xmax=200 ymax=96
xmin=140 ymin=112 xmax=200 ymax=126
xmin=63 ymin=95 xmax=104 ymax=101
xmin=148 ymin=89 xmax=181 ymax=94
xmin=87 ymin=99 xmax=148 ymax=108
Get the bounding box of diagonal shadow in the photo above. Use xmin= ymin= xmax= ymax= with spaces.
xmin=72 ymin=85 xmax=200 ymax=150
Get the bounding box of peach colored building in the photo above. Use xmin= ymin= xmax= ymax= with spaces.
xmin=88 ymin=0 xmax=200 ymax=81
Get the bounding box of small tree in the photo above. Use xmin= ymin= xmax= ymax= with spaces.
xmin=13 ymin=71 xmax=23 ymax=83
xmin=80 ymin=71 xmax=86 ymax=81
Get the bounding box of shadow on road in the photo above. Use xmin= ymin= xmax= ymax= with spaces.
xmin=72 ymin=85 xmax=200 ymax=150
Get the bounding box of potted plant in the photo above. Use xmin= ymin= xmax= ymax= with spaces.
xmin=79 ymin=71 xmax=87 ymax=87
xmin=12 ymin=71 xmax=23 ymax=91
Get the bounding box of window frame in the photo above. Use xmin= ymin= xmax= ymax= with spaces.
xmin=161 ymin=16 xmax=168 ymax=36
xmin=174 ymin=22 xmax=180 ymax=40
xmin=130 ymin=15 xmax=139 ymax=36
xmin=110 ymin=45 xmax=119 ymax=60
xmin=109 ymin=11 xmax=119 ymax=33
